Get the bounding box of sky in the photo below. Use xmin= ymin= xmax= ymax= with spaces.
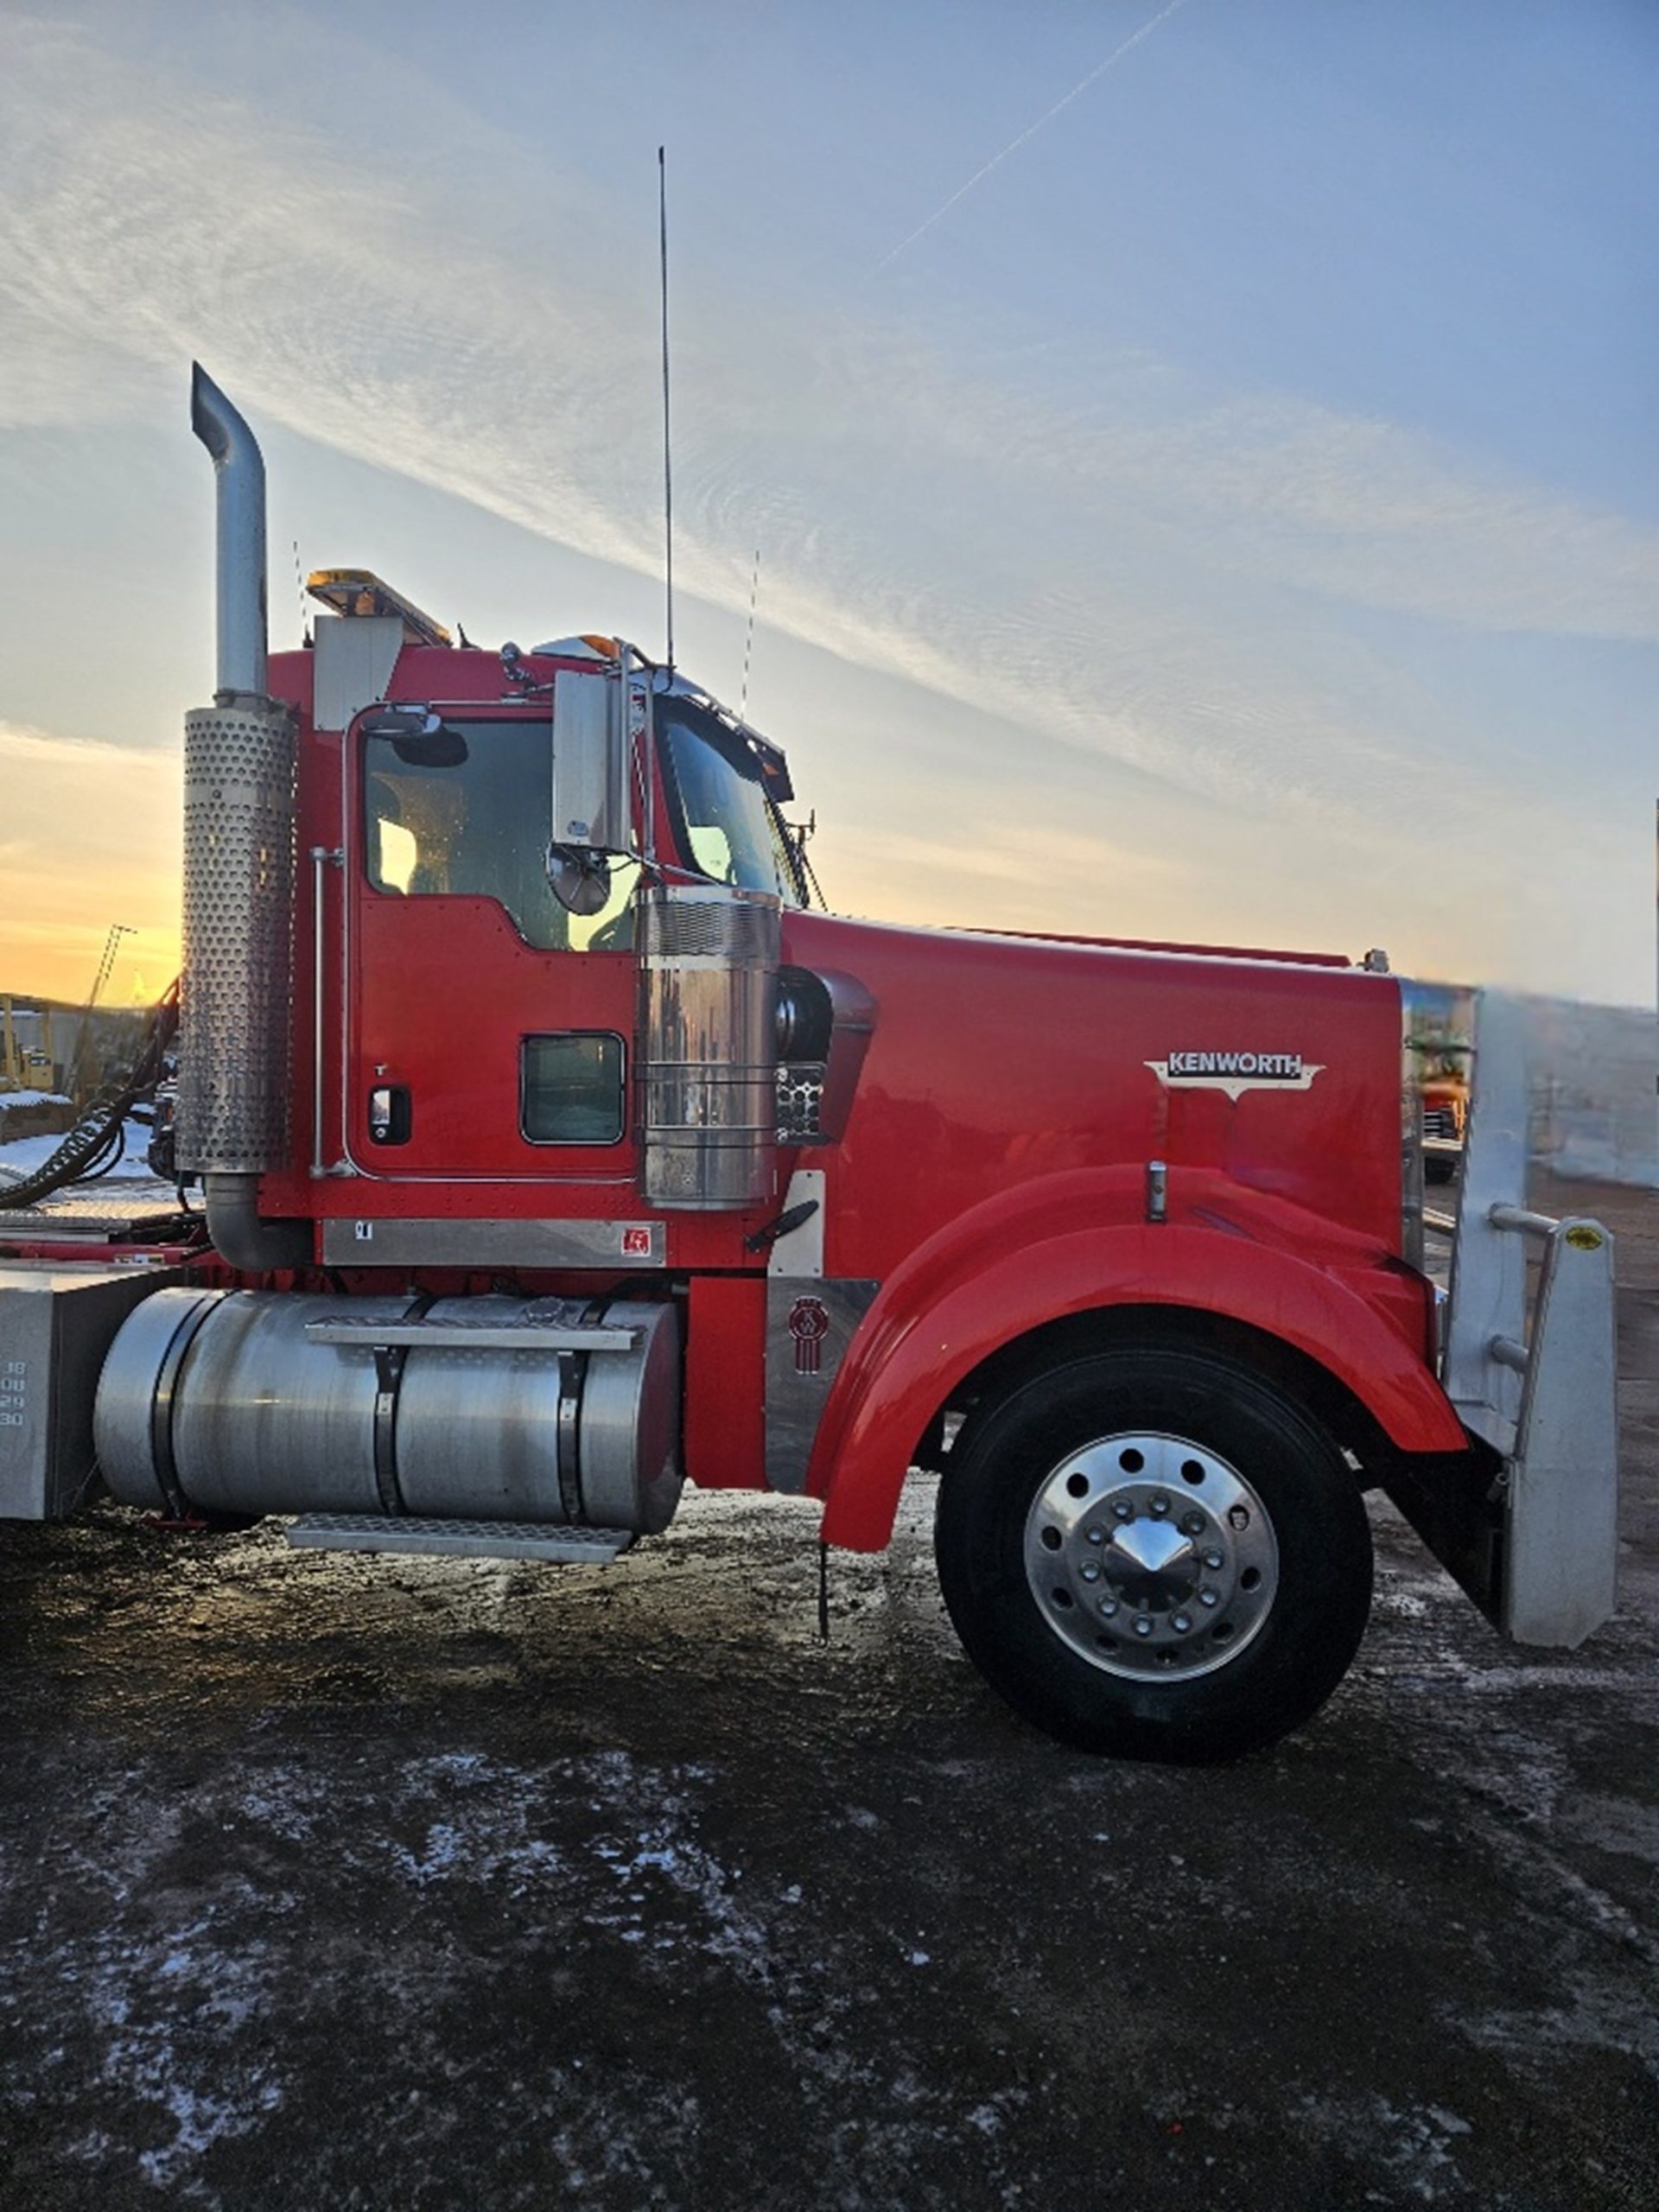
xmin=0 ymin=0 xmax=1655 ymax=1009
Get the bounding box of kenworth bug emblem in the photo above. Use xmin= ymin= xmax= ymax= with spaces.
xmin=788 ymin=1296 xmax=831 ymax=1375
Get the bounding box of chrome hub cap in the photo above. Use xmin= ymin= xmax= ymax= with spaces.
xmin=1024 ymin=1432 xmax=1279 ymax=1680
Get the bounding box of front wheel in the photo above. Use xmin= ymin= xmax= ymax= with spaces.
xmin=934 ymin=1345 xmax=1373 ymax=1762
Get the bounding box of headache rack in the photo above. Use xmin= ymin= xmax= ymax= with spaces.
xmin=1391 ymin=992 xmax=1619 ymax=1647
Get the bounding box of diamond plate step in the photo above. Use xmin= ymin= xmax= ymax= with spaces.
xmin=286 ymin=1514 xmax=634 ymax=1563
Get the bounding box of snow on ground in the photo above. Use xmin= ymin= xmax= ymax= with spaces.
xmin=0 ymin=1115 xmax=160 ymax=1185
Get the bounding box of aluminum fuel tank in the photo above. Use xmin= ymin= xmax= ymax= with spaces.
xmin=395 ymin=1296 xmax=682 ymax=1532
xmin=95 ymin=1289 xmax=683 ymax=1533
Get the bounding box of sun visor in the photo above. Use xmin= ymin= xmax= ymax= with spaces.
xmin=313 ymin=614 xmax=403 ymax=734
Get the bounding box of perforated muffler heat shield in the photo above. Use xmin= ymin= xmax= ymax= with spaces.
xmin=175 ymin=697 xmax=297 ymax=1174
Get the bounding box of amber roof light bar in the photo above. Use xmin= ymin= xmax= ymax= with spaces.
xmin=306 ymin=569 xmax=452 ymax=648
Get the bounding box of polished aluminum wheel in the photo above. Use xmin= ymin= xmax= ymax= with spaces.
xmin=1023 ymin=1431 xmax=1280 ymax=1681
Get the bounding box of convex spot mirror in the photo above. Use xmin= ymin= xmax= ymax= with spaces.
xmin=544 ymin=846 xmax=613 ymax=918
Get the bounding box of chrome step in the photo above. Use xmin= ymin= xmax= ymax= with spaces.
xmin=286 ymin=1514 xmax=635 ymax=1562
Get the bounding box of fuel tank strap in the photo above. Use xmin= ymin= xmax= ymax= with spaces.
xmin=556 ymin=1349 xmax=584 ymax=1524
xmin=146 ymin=1290 xmax=226 ymax=1520
xmin=370 ymin=1294 xmax=432 ymax=1515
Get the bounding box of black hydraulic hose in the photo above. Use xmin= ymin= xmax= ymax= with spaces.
xmin=0 ymin=982 xmax=179 ymax=1211
xmin=81 ymin=1122 xmax=127 ymax=1181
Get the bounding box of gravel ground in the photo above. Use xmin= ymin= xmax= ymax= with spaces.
xmin=1 ymin=1174 xmax=1654 ymax=2211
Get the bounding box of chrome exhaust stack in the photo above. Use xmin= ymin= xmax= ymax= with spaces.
xmin=191 ymin=364 xmax=269 ymax=702
xmin=180 ymin=365 xmax=308 ymax=1268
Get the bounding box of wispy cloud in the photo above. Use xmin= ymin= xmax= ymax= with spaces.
xmin=2 ymin=17 xmax=1652 ymax=733
xmin=0 ymin=8 xmax=1652 ymax=999
xmin=877 ymin=0 xmax=1192 ymax=269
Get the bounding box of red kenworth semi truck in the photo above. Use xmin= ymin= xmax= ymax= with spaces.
xmin=0 ymin=370 xmax=1620 ymax=1761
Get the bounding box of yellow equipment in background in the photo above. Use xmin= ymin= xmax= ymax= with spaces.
xmin=1 ymin=997 xmax=56 ymax=1093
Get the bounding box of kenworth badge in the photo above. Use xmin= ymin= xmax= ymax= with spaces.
xmin=1145 ymin=1052 xmax=1325 ymax=1102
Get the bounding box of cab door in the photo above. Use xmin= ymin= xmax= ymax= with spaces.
xmin=346 ymin=710 xmax=639 ymax=1186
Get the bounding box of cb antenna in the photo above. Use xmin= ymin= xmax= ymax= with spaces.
xmin=658 ymin=145 xmax=675 ymax=675
xmin=741 ymin=547 xmax=760 ymax=719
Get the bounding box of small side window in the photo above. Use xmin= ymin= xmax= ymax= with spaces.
xmin=521 ymin=1033 xmax=626 ymax=1146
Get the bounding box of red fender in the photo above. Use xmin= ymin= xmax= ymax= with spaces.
xmin=810 ymin=1172 xmax=1463 ymax=1552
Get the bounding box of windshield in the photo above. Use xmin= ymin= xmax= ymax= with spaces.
xmin=363 ymin=716 xmax=636 ymax=950
xmin=658 ymin=700 xmax=804 ymax=904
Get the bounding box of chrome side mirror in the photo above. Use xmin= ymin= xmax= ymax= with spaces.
xmin=548 ymin=663 xmax=633 ymax=913
xmin=550 ymin=667 xmax=629 ymax=853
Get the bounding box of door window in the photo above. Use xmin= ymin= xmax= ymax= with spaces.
xmin=364 ymin=717 xmax=636 ymax=950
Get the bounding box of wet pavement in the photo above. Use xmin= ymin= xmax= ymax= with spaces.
xmin=1 ymin=1177 xmax=1655 ymax=2210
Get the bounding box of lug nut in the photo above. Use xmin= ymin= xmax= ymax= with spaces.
xmin=1134 ymin=1618 xmax=1154 ymax=1637
xmin=1181 ymin=1513 xmax=1205 ymax=1536
xmin=1113 ymin=1500 xmax=1134 ymax=1522
xmin=1098 ymin=1598 xmax=1118 ymax=1618
xmin=1199 ymin=1589 xmax=1219 ymax=1608
xmin=1150 ymin=1492 xmax=1171 ymax=1516
xmin=1203 ymin=1550 xmax=1224 ymax=1571
xmin=1081 ymin=1563 xmax=1101 ymax=1583
xmin=1086 ymin=1526 xmax=1105 ymax=1547
xmin=1172 ymin=1613 xmax=1191 ymax=1633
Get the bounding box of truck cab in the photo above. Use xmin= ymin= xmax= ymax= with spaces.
xmin=0 ymin=368 xmax=1621 ymax=1766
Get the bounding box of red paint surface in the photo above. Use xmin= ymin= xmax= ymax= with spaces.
xmin=683 ymin=1275 xmax=766 ymax=1490
xmin=810 ymin=1192 xmax=1461 ymax=1553
xmin=245 ymin=639 xmax=1449 ymax=1542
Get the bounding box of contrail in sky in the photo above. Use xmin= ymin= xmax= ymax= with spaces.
xmin=877 ymin=0 xmax=1192 ymax=269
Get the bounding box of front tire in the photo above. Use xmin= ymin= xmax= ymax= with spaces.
xmin=934 ymin=1345 xmax=1373 ymax=1762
